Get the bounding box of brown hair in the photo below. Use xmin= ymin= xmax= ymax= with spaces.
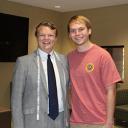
xmin=35 ymin=21 xmax=58 ymax=37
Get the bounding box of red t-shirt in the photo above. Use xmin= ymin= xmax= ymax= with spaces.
xmin=68 ymin=44 xmax=121 ymax=124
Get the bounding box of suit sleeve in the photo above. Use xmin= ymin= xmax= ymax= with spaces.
xmin=11 ymin=58 xmax=26 ymax=128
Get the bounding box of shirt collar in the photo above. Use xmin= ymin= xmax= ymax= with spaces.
xmin=38 ymin=48 xmax=54 ymax=60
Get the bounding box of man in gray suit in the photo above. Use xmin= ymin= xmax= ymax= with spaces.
xmin=11 ymin=21 xmax=69 ymax=128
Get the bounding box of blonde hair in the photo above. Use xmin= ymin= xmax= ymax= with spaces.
xmin=67 ymin=15 xmax=92 ymax=38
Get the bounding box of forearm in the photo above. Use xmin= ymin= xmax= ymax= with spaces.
xmin=106 ymin=84 xmax=116 ymax=128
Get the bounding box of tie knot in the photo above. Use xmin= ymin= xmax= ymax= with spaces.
xmin=48 ymin=54 xmax=51 ymax=59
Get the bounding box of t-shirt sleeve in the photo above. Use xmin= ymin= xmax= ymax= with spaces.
xmin=101 ymin=52 xmax=121 ymax=87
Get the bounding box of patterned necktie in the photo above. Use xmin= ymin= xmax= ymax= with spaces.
xmin=47 ymin=54 xmax=59 ymax=120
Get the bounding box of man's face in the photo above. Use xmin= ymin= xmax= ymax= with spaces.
xmin=36 ymin=26 xmax=56 ymax=53
xmin=69 ymin=21 xmax=91 ymax=46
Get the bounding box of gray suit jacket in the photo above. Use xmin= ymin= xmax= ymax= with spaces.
xmin=11 ymin=51 xmax=69 ymax=128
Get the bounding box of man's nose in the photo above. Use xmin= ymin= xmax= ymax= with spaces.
xmin=44 ymin=35 xmax=49 ymax=39
xmin=74 ymin=30 xmax=80 ymax=35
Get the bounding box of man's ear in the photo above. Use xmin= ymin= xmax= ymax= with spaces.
xmin=88 ymin=28 xmax=92 ymax=35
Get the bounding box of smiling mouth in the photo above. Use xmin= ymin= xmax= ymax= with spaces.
xmin=42 ymin=41 xmax=50 ymax=44
xmin=75 ymin=37 xmax=83 ymax=41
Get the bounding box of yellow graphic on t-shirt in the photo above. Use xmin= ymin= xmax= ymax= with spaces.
xmin=85 ymin=63 xmax=94 ymax=72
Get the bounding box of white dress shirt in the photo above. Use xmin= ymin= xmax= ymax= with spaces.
xmin=38 ymin=48 xmax=64 ymax=113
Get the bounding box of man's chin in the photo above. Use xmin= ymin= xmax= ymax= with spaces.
xmin=75 ymin=41 xmax=85 ymax=46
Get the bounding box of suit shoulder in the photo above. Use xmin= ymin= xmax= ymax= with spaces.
xmin=55 ymin=52 xmax=67 ymax=60
xmin=16 ymin=52 xmax=36 ymax=64
xmin=55 ymin=52 xmax=68 ymax=66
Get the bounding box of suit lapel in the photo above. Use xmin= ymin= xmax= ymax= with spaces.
xmin=33 ymin=51 xmax=48 ymax=95
xmin=54 ymin=53 xmax=66 ymax=100
xmin=39 ymin=57 xmax=48 ymax=94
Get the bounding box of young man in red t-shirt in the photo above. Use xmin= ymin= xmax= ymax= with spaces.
xmin=67 ymin=15 xmax=121 ymax=128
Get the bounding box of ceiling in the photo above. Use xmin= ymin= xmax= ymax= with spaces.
xmin=8 ymin=0 xmax=128 ymax=12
